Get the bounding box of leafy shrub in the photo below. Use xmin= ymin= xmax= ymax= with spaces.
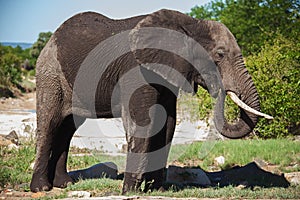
xmin=246 ymin=33 xmax=300 ymax=137
xmin=0 ymin=50 xmax=22 ymax=87
xmin=0 ymin=32 xmax=51 ymax=96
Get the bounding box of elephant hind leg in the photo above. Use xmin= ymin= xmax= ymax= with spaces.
xmin=48 ymin=114 xmax=85 ymax=188
xmin=30 ymin=120 xmax=60 ymax=192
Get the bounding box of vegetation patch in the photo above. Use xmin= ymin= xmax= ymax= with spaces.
xmin=1 ymin=139 xmax=299 ymax=199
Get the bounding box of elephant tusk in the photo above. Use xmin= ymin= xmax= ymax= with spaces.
xmin=227 ymin=91 xmax=274 ymax=120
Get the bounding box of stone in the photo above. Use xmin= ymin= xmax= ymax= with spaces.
xmin=0 ymin=130 xmax=19 ymax=148
xmin=30 ymin=162 xmax=35 ymax=169
xmin=0 ymin=130 xmax=19 ymax=147
xmin=7 ymin=143 xmax=18 ymax=150
xmin=284 ymin=172 xmax=300 ymax=185
xmin=67 ymin=191 xmax=91 ymax=198
xmin=214 ymin=156 xmax=225 ymax=165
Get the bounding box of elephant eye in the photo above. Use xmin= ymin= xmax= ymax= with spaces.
xmin=216 ymin=49 xmax=225 ymax=60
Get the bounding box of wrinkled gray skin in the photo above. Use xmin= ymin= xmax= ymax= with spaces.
xmin=30 ymin=9 xmax=260 ymax=193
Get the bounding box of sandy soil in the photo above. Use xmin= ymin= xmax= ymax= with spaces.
xmin=0 ymin=92 xmax=36 ymax=111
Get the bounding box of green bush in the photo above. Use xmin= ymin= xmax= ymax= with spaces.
xmin=0 ymin=50 xmax=22 ymax=87
xmin=0 ymin=32 xmax=51 ymax=96
xmin=246 ymin=33 xmax=300 ymax=137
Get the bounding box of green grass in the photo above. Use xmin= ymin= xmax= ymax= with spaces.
xmin=64 ymin=180 xmax=300 ymax=199
xmin=149 ymin=185 xmax=300 ymax=199
xmin=0 ymin=138 xmax=299 ymax=199
xmin=66 ymin=178 xmax=122 ymax=196
xmin=175 ymin=138 xmax=300 ymax=172
xmin=0 ymin=142 xmax=35 ymax=189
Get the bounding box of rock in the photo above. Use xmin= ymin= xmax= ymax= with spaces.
xmin=284 ymin=172 xmax=300 ymax=185
xmin=0 ymin=136 xmax=13 ymax=147
xmin=22 ymin=117 xmax=36 ymax=122
xmin=214 ymin=156 xmax=225 ymax=165
xmin=166 ymin=165 xmax=211 ymax=186
xmin=30 ymin=162 xmax=35 ymax=169
xmin=236 ymin=182 xmax=248 ymax=189
xmin=254 ymin=158 xmax=268 ymax=168
xmin=5 ymin=130 xmax=18 ymax=144
xmin=68 ymin=162 xmax=118 ymax=181
xmin=254 ymin=159 xmax=280 ymax=174
xmin=67 ymin=191 xmax=91 ymax=198
xmin=7 ymin=143 xmax=18 ymax=150
xmin=0 ymin=130 xmax=19 ymax=148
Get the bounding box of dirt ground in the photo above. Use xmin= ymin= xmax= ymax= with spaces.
xmin=0 ymin=92 xmax=36 ymax=111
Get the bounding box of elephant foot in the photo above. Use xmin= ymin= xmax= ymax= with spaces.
xmin=122 ymin=173 xmax=143 ymax=194
xmin=53 ymin=173 xmax=74 ymax=188
xmin=30 ymin=174 xmax=52 ymax=192
xmin=144 ymin=180 xmax=165 ymax=192
xmin=144 ymin=169 xmax=165 ymax=192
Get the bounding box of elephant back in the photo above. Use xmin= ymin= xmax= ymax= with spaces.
xmin=53 ymin=12 xmax=144 ymax=87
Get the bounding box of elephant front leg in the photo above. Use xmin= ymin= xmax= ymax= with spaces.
xmin=122 ymin=136 xmax=149 ymax=193
xmin=122 ymin=114 xmax=155 ymax=193
xmin=123 ymin=115 xmax=175 ymax=193
xmin=143 ymin=116 xmax=176 ymax=192
xmin=144 ymin=91 xmax=177 ymax=192
xmin=121 ymin=84 xmax=159 ymax=193
xmin=121 ymin=84 xmax=177 ymax=193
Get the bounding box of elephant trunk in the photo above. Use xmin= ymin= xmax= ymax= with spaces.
xmin=213 ymin=59 xmax=262 ymax=139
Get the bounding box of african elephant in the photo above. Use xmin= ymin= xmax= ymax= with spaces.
xmin=30 ymin=9 xmax=272 ymax=193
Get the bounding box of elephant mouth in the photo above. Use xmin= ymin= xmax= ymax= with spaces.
xmin=213 ymin=89 xmax=273 ymax=139
xmin=226 ymin=91 xmax=273 ymax=120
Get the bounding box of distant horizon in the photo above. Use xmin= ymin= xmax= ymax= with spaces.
xmin=1 ymin=42 xmax=33 ymax=49
xmin=1 ymin=42 xmax=33 ymax=44
xmin=0 ymin=0 xmax=210 ymax=43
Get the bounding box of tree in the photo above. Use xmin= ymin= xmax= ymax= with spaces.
xmin=246 ymin=33 xmax=300 ymax=137
xmin=30 ymin=31 xmax=52 ymax=60
xmin=0 ymin=45 xmax=22 ymax=87
xmin=189 ymin=0 xmax=300 ymax=55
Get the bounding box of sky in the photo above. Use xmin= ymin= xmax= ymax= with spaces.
xmin=0 ymin=0 xmax=211 ymax=43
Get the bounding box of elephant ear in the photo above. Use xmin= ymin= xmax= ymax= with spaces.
xmin=129 ymin=9 xmax=199 ymax=92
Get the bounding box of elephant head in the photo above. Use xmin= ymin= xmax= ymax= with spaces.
xmin=129 ymin=9 xmax=272 ymax=138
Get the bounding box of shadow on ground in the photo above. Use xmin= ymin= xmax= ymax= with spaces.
xmin=69 ymin=161 xmax=290 ymax=190
xmin=195 ymin=162 xmax=288 ymax=188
